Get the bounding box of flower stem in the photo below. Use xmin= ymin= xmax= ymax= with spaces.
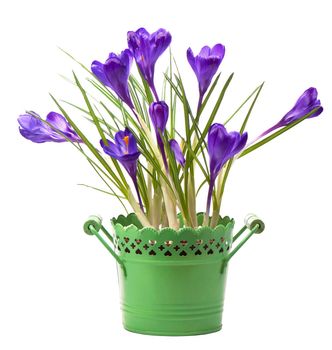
xmin=196 ymin=93 xmax=203 ymax=116
xmin=157 ymin=134 xmax=169 ymax=173
xmin=204 ymin=179 xmax=215 ymax=226
xmin=150 ymin=83 xmax=159 ymax=102
xmin=247 ymin=123 xmax=281 ymax=148
xmin=132 ymin=176 xmax=144 ymax=212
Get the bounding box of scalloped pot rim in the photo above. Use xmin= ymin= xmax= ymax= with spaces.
xmin=111 ymin=212 xmax=235 ymax=235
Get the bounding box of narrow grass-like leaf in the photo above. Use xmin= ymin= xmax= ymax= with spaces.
xmin=73 ymin=72 xmax=108 ymax=145
xmin=223 ymin=84 xmax=262 ymax=125
xmin=194 ymin=73 xmax=221 ymax=125
xmin=239 ymin=108 xmax=320 ymax=158
xmin=77 ymin=184 xmax=126 ymax=199
xmin=137 ymin=65 xmax=154 ymax=105
xmin=49 ymin=94 xmax=127 ymax=193
xmin=100 ymin=101 xmax=124 ymax=129
xmin=239 ymin=82 xmax=264 ymax=134
xmin=192 ymin=73 xmax=234 ymax=156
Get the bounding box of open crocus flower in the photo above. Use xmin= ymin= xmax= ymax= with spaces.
xmin=258 ymin=87 xmax=323 ymax=139
xmin=18 ymin=112 xmax=81 ymax=143
xmin=187 ymin=44 xmax=225 ymax=109
xmin=206 ymin=123 xmax=248 ymax=216
xmin=169 ymin=139 xmax=185 ymax=167
xmin=128 ymin=28 xmax=172 ymax=100
xmin=149 ymin=101 xmax=169 ymax=171
xmin=91 ymin=49 xmax=134 ymax=109
xmin=100 ymin=128 xmax=143 ymax=211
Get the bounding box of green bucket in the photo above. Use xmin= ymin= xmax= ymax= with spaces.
xmin=84 ymin=213 xmax=264 ymax=336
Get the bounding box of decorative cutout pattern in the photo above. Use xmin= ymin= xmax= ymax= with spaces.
xmin=111 ymin=213 xmax=234 ymax=260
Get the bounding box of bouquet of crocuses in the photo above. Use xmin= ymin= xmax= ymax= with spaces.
xmin=18 ymin=28 xmax=323 ymax=229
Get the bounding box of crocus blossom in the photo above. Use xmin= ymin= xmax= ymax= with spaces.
xmin=149 ymin=101 xmax=169 ymax=171
xmin=100 ymin=128 xmax=143 ymax=210
xmin=128 ymin=28 xmax=172 ymax=100
xmin=18 ymin=112 xmax=81 ymax=143
xmin=258 ymin=87 xmax=323 ymax=139
xmin=187 ymin=44 xmax=225 ymax=108
xmin=169 ymin=139 xmax=185 ymax=167
xmin=91 ymin=49 xmax=134 ymax=109
xmin=206 ymin=123 xmax=248 ymax=216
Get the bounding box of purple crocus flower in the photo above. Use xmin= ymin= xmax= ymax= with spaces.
xmin=187 ymin=44 xmax=225 ymax=110
xmin=100 ymin=128 xmax=143 ymax=211
xmin=91 ymin=49 xmax=134 ymax=109
xmin=149 ymin=101 xmax=169 ymax=171
xmin=169 ymin=139 xmax=185 ymax=167
xmin=18 ymin=112 xmax=81 ymax=143
xmin=128 ymin=28 xmax=172 ymax=100
xmin=206 ymin=123 xmax=248 ymax=216
xmin=258 ymin=87 xmax=323 ymax=139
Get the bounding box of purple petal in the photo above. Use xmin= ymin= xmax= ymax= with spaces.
xmin=46 ymin=112 xmax=70 ymax=131
xmin=150 ymin=28 xmax=172 ymax=62
xmin=19 ymin=127 xmax=51 ymax=143
xmin=104 ymin=50 xmax=133 ymax=107
xmin=149 ymin=101 xmax=169 ymax=134
xmin=186 ymin=48 xmax=197 ymax=75
xmin=280 ymin=87 xmax=323 ymax=126
xmin=92 ymin=51 xmax=133 ymax=108
xmin=136 ymin=27 xmax=150 ymax=39
xmin=18 ymin=113 xmax=43 ymax=130
xmin=232 ymin=132 xmax=248 ymax=155
xmin=207 ymin=123 xmax=247 ymax=180
xmin=128 ymin=28 xmax=171 ymax=91
xmin=187 ymin=43 xmax=225 ymax=98
xmin=295 ymin=87 xmax=318 ymax=109
xmin=46 ymin=112 xmax=81 ymax=142
xmin=211 ymin=44 xmax=225 ymax=58
xmin=18 ymin=112 xmax=82 ymax=144
xmin=113 ymin=128 xmax=138 ymax=155
xmin=91 ymin=60 xmax=110 ymax=87
xmin=100 ymin=139 xmax=122 ymax=158
xmin=100 ymin=132 xmax=140 ymax=179
xmin=198 ymin=46 xmax=211 ymax=57
xmin=169 ymin=139 xmax=185 ymax=167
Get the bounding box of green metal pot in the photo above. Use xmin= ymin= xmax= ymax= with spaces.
xmin=84 ymin=213 xmax=264 ymax=336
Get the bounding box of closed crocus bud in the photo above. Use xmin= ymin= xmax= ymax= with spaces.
xmin=206 ymin=123 xmax=247 ymax=216
xmin=128 ymin=28 xmax=172 ymax=100
xmin=149 ymin=101 xmax=169 ymax=135
xmin=18 ymin=112 xmax=81 ymax=143
xmin=169 ymin=139 xmax=185 ymax=167
xmin=149 ymin=101 xmax=169 ymax=171
xmin=91 ymin=49 xmax=134 ymax=109
xmin=258 ymin=87 xmax=323 ymax=139
xmin=187 ymin=44 xmax=225 ymax=107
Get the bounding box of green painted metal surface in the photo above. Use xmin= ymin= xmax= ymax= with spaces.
xmin=84 ymin=213 xmax=264 ymax=336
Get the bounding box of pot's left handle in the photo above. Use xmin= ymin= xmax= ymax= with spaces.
xmin=83 ymin=215 xmax=126 ymax=275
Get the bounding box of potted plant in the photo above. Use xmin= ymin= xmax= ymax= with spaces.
xmin=18 ymin=27 xmax=323 ymax=336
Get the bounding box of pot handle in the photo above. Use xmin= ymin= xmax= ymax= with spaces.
xmin=83 ymin=215 xmax=126 ymax=275
xmin=226 ymin=214 xmax=265 ymax=262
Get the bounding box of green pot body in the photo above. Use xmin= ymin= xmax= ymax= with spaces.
xmin=112 ymin=213 xmax=234 ymax=336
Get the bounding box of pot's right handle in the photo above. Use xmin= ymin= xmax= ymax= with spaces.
xmin=226 ymin=214 xmax=265 ymax=262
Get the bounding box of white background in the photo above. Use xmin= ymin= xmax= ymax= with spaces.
xmin=1 ymin=0 xmax=332 ymax=349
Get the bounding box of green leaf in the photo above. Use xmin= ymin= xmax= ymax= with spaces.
xmin=223 ymin=83 xmax=262 ymax=125
xmin=73 ymin=72 xmax=108 ymax=145
xmin=77 ymin=183 xmax=126 ymax=199
xmin=185 ymin=73 xmax=234 ymax=169
xmin=240 ymin=82 xmax=264 ymax=134
xmin=49 ymin=95 xmax=127 ymax=193
xmin=194 ymin=73 xmax=221 ymax=126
